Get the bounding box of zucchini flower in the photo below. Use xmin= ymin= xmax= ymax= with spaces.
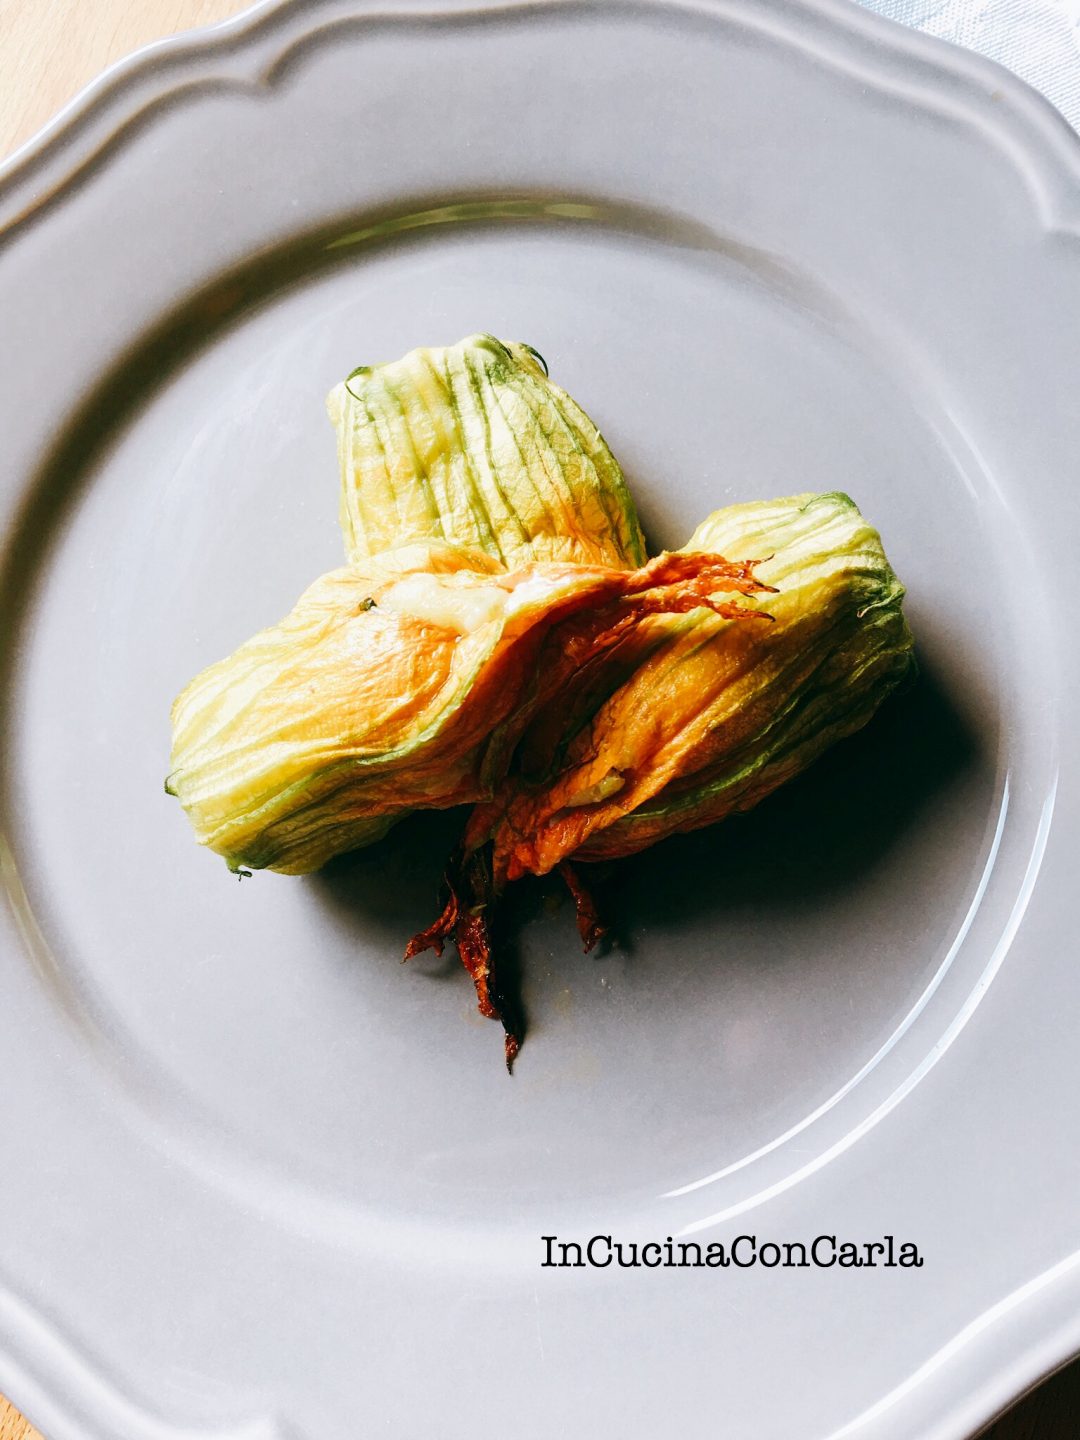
xmin=327 ymin=334 xmax=646 ymax=569
xmin=166 ymin=545 xmax=773 ymax=877
xmin=475 ymin=492 xmax=914 ymax=882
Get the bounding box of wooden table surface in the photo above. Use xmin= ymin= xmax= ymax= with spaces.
xmin=1 ymin=2 xmax=1077 ymax=1436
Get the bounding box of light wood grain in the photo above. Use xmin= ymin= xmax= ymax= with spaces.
xmin=0 ymin=1401 xmax=40 ymax=1440
xmin=0 ymin=0 xmax=249 ymax=160
xmin=0 ymin=2 xmax=1078 ymax=1438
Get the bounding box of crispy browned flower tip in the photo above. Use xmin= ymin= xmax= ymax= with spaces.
xmin=406 ymin=848 xmax=522 ymax=1069
xmin=504 ymin=1032 xmax=521 ymax=1074
xmin=403 ymin=879 xmax=459 ymax=960
xmin=558 ymin=861 xmax=608 ymax=953
xmin=451 ymin=901 xmax=523 ymax=1062
xmin=455 ymin=903 xmax=498 ymax=1021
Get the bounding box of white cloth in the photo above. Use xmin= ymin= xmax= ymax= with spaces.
xmin=859 ymin=0 xmax=1080 ymax=129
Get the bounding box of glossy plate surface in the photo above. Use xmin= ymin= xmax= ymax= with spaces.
xmin=0 ymin=2 xmax=1078 ymax=1437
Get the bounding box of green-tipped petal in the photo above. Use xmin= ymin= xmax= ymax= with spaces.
xmin=327 ymin=334 xmax=646 ymax=570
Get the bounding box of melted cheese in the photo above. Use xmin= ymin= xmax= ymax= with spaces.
xmin=380 ymin=573 xmax=509 ymax=634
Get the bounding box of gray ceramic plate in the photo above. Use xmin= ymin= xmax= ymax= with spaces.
xmin=1 ymin=1 xmax=1078 ymax=1436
